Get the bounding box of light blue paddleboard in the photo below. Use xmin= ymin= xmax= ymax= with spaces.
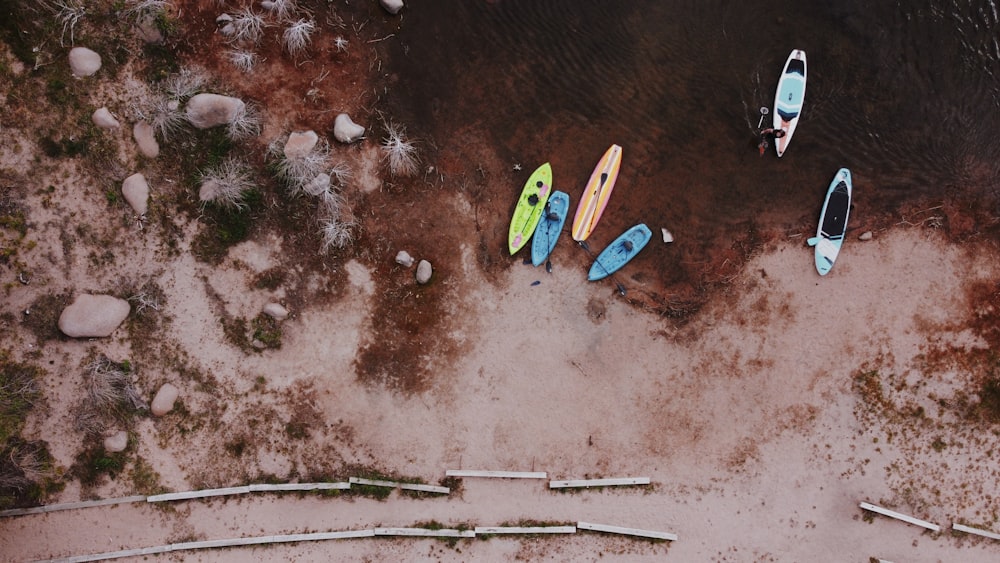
xmin=807 ymin=168 xmax=852 ymax=275
xmin=531 ymin=190 xmax=570 ymax=267
xmin=588 ymin=223 xmax=652 ymax=281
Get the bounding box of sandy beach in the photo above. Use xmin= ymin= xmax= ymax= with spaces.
xmin=3 ymin=1 xmax=1000 ymax=562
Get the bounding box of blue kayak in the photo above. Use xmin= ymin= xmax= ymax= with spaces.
xmin=531 ymin=190 xmax=570 ymax=267
xmin=588 ymin=223 xmax=652 ymax=281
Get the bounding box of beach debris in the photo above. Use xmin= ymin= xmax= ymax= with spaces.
xmin=416 ymin=259 xmax=433 ymax=284
xmin=513 ymin=163 xmax=522 ymax=171
xmin=133 ymin=121 xmax=160 ymax=158
xmin=69 ymin=46 xmax=101 ymax=77
xmin=58 ymin=294 xmax=131 ymax=338
xmin=396 ymin=250 xmax=415 ymax=267
xmin=92 ymin=107 xmax=120 ymax=129
xmin=859 ymin=231 xmax=873 ymax=241
xmin=185 ymin=93 xmax=246 ymax=129
xmin=151 ymin=383 xmax=179 ymax=417
xmin=122 ymin=173 xmax=150 ymax=215
xmin=262 ymin=302 xmax=289 ymax=321
xmin=380 ymin=0 xmax=404 ymax=15
xmin=284 ymin=130 xmax=319 ymax=158
xmin=531 ymin=280 xmax=541 ymax=286
xmin=334 ymin=113 xmax=365 ymax=143
xmin=661 ymin=227 xmax=674 ymax=243
xmin=103 ymin=430 xmax=129 ymax=453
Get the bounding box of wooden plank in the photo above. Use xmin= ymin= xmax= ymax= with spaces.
xmin=446 ymin=470 xmax=548 ymax=479
xmin=549 ymin=477 xmax=650 ymax=489
xmin=147 ymin=486 xmax=251 ymax=503
xmin=46 ymin=544 xmax=173 ymax=562
xmin=859 ymin=502 xmax=940 ymax=531
xmin=374 ymin=527 xmax=475 ymax=538
xmin=577 ymin=521 xmax=677 ymax=541
xmin=349 ymin=476 xmax=400 ymax=488
xmin=399 ymin=483 xmax=450 ymax=494
xmin=0 ymin=495 xmax=147 ymax=517
xmin=273 ymin=530 xmax=376 ymax=541
xmin=474 ymin=526 xmax=576 ymax=535
xmin=248 ymin=482 xmax=350 ymax=492
xmin=952 ymin=522 xmax=1000 ymax=540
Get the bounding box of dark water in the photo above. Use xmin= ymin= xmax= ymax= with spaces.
xmin=383 ymin=0 xmax=1000 ymax=302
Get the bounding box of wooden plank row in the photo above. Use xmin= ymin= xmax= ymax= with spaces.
xmin=0 ymin=495 xmax=147 ymax=518
xmin=474 ymin=526 xmax=576 ymax=535
xmin=147 ymin=486 xmax=251 ymax=503
xmin=446 ymin=470 xmax=548 ymax=479
xmin=549 ymin=477 xmax=650 ymax=489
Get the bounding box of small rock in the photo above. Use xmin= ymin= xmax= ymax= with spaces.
xmin=151 ymin=383 xmax=179 ymax=417
xmin=133 ymin=121 xmax=160 ymax=158
xmin=262 ymin=302 xmax=289 ymax=320
xmin=333 ymin=113 xmax=365 ymax=143
xmin=216 ymin=13 xmax=233 ymax=24
xmin=135 ymin=15 xmax=164 ymax=44
xmin=859 ymin=231 xmax=873 ymax=241
xmin=380 ymin=0 xmax=404 ymax=15
xmin=58 ymin=294 xmax=131 ymax=338
xmin=416 ymin=259 xmax=432 ymax=284
xmin=198 ymin=179 xmax=221 ymax=203
xmin=661 ymin=227 xmax=674 ymax=243
xmin=69 ymin=47 xmax=102 ymax=77
xmin=303 ymin=173 xmax=331 ymax=196
xmin=92 ymin=107 xmax=120 ymax=129
xmin=395 ymin=250 xmax=414 ymax=268
xmin=185 ymin=93 xmax=246 ymax=129
xmin=251 ymin=339 xmax=267 ymax=349
xmin=122 ymin=173 xmax=150 ymax=215
xmin=103 ymin=430 xmax=128 ymax=453
xmin=284 ymin=130 xmax=319 ymax=159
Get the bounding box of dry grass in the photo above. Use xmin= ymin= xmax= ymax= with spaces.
xmin=282 ymin=19 xmax=316 ymax=56
xmin=381 ymin=122 xmax=419 ymax=177
xmin=199 ymin=157 xmax=256 ymax=210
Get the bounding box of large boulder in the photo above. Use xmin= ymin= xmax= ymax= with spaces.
xmin=69 ymin=47 xmax=102 ymax=77
xmin=92 ymin=107 xmax=120 ymax=129
xmin=122 ymin=173 xmax=149 ymax=215
xmin=284 ymin=130 xmax=319 ymax=159
xmin=185 ymin=93 xmax=245 ymax=129
xmin=333 ymin=113 xmax=365 ymax=143
xmin=151 ymin=383 xmax=179 ymax=416
xmin=133 ymin=121 xmax=159 ymax=158
xmin=58 ymin=294 xmax=131 ymax=338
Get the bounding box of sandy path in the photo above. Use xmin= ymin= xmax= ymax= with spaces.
xmin=5 ymin=229 xmax=1000 ymax=562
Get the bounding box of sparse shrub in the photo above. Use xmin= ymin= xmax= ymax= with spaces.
xmin=77 ymin=355 xmax=147 ymax=436
xmin=147 ymin=96 xmax=188 ymax=142
xmin=199 ymin=157 xmax=255 ymax=210
xmin=54 ymin=0 xmax=87 ymax=46
xmin=123 ymin=0 xmax=168 ymax=23
xmin=333 ymin=36 xmax=348 ymax=53
xmin=161 ymin=66 xmax=208 ymax=101
xmin=261 ymin=0 xmax=298 ymax=21
xmin=227 ymin=102 xmax=262 ymax=141
xmin=268 ymin=135 xmax=331 ymax=195
xmin=319 ymin=215 xmax=355 ymax=253
xmin=381 ymin=122 xmax=419 ymax=177
xmin=282 ymin=19 xmax=315 ymax=56
xmin=227 ymin=7 xmax=266 ymax=45
xmin=227 ymin=49 xmax=259 ymax=73
xmin=0 ymin=352 xmax=43 ymax=444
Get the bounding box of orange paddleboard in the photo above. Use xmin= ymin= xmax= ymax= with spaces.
xmin=571 ymin=144 xmax=622 ymax=241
